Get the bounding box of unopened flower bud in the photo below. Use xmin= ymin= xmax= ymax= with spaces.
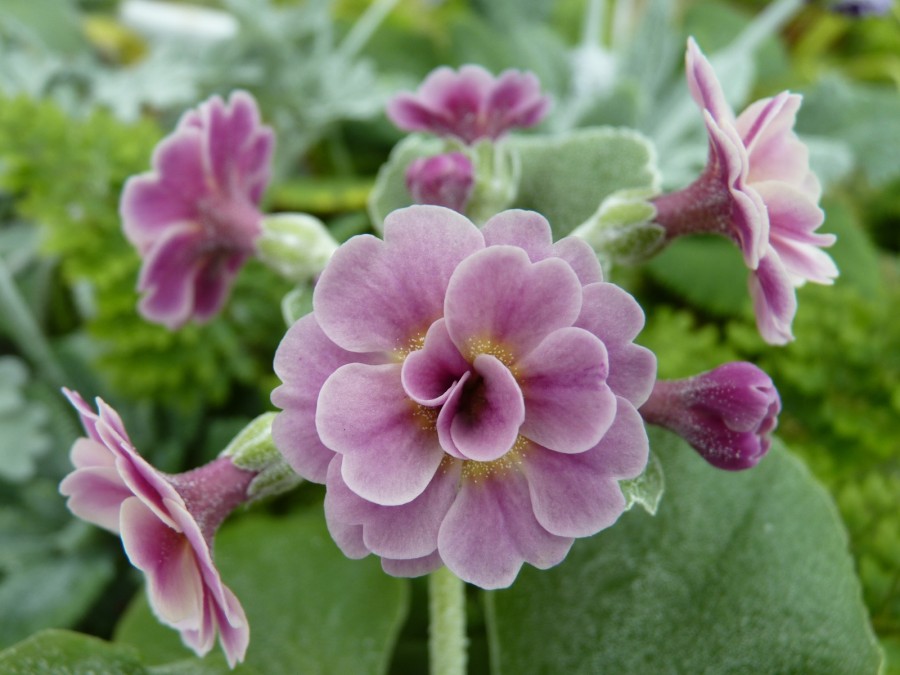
xmin=405 ymin=152 xmax=475 ymax=213
xmin=640 ymin=362 xmax=780 ymax=470
xmin=256 ymin=213 xmax=339 ymax=282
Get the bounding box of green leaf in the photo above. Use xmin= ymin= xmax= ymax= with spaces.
xmin=646 ymin=234 xmax=751 ymax=317
xmin=0 ymin=629 xmax=144 ymax=674
xmin=486 ymin=429 xmax=882 ymax=674
xmin=0 ymin=554 xmax=115 ymax=648
xmin=0 ymin=357 xmax=50 ymax=482
xmin=510 ymin=127 xmax=659 ymax=238
xmin=116 ymin=505 xmax=409 ymax=675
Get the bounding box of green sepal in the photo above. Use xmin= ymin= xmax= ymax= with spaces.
xmin=220 ymin=413 xmax=301 ymax=502
xmin=571 ymin=188 xmax=665 ymax=265
xmin=619 ymin=449 xmax=665 ymax=516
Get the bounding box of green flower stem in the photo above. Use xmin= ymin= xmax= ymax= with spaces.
xmin=0 ymin=256 xmax=66 ymax=386
xmin=429 ymin=566 xmax=467 ymax=675
xmin=338 ymin=0 xmax=400 ymax=59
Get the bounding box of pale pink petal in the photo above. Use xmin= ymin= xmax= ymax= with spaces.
xmin=381 ymin=552 xmax=444 ymax=577
xmin=438 ymin=355 xmax=524 ymax=462
xmin=59 ymin=464 xmax=131 ymax=533
xmin=749 ymin=249 xmax=797 ymax=345
xmin=575 ymin=283 xmax=656 ymax=406
xmin=314 ymin=206 xmax=484 ymax=353
xmin=327 ymin=518 xmax=370 ymax=559
xmin=551 ymin=236 xmax=604 ymax=285
xmin=401 ymin=319 xmax=470 ymax=406
xmin=438 ymin=470 xmax=572 ymax=589
xmin=212 ymin=586 xmax=250 ymax=668
xmin=444 ymin=246 xmax=582 ymax=360
xmin=272 ymin=315 xmax=385 ymax=483
xmin=137 ymin=225 xmax=206 ymax=330
xmin=325 ymin=456 xmax=461 ymax=560
xmin=317 ymin=363 xmax=445 ymax=506
xmin=480 ymin=210 xmax=554 ymax=259
xmin=686 ymin=37 xmax=735 ymax=126
xmin=517 ymin=327 xmax=615 ymax=454
xmin=120 ymin=498 xmax=205 ymax=629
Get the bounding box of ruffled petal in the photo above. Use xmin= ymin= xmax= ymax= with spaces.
xmin=439 ymin=355 xmax=524 ymax=462
xmin=749 ymin=249 xmax=797 ymax=345
xmin=136 ymin=225 xmax=206 ymax=330
xmin=438 ymin=470 xmax=572 ymax=589
xmin=382 ymin=551 xmax=444 ymax=577
xmin=317 ymin=363 xmax=445 ymax=506
xmin=213 ymin=585 xmax=250 ymax=668
xmin=325 ymin=456 xmax=461 ymax=560
xmin=685 ymin=37 xmax=736 ymax=127
xmin=120 ymin=175 xmax=198 ymax=250
xmin=401 ymin=319 xmax=469 ymax=406
xmin=517 ymin=327 xmax=615 ymax=454
xmin=314 ymin=206 xmax=484 ymax=353
xmin=480 ymin=210 xmax=554 ymax=260
xmin=272 ymin=315 xmax=384 ymax=483
xmin=120 ymin=498 xmax=205 ymax=629
xmin=444 ymin=246 xmax=582 ymax=360
xmin=59 ymin=461 xmax=131 ymax=533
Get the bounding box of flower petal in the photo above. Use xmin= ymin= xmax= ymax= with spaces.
xmin=382 ymin=552 xmax=444 ymax=577
xmin=120 ymin=175 xmax=198 ymax=250
xmin=517 ymin=327 xmax=616 ymax=454
xmin=401 ymin=319 xmax=470 ymax=406
xmin=749 ymin=249 xmax=797 ymax=345
xmin=120 ymin=497 xmax=205 ymax=629
xmin=59 ymin=464 xmax=130 ymax=533
xmin=438 ymin=470 xmax=572 ymax=589
xmin=314 ymin=206 xmax=484 ymax=353
xmin=325 ymin=455 xmax=461 ymax=559
xmin=685 ymin=37 xmax=735 ymax=126
xmin=440 ymin=355 xmax=525 ymax=462
xmin=444 ymin=246 xmax=582 ymax=360
xmin=523 ymin=397 xmax=647 ymax=537
xmin=317 ymin=363 xmax=445 ymax=505
xmin=575 ymin=283 xmax=656 ymax=406
xmin=272 ymin=315 xmax=384 ymax=484
xmin=136 ymin=225 xmax=206 ymax=330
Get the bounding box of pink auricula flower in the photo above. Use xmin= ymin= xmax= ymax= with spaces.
xmin=640 ymin=362 xmax=780 ymax=470
xmin=652 ymin=38 xmax=838 ymax=345
xmin=386 ymin=65 xmax=550 ymax=145
xmin=405 ymin=152 xmax=475 ymax=213
xmin=272 ymin=205 xmax=656 ymax=589
xmin=59 ymin=389 xmax=253 ymax=667
xmin=121 ymin=91 xmax=275 ymax=330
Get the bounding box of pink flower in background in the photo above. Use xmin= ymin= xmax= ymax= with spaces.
xmin=639 ymin=362 xmax=780 ymax=470
xmin=59 ymin=389 xmax=253 ymax=667
xmin=652 ymin=38 xmax=838 ymax=345
xmin=272 ymin=206 xmax=655 ymax=589
xmin=387 ymin=65 xmax=550 ymax=145
xmin=121 ymin=91 xmax=274 ymax=330
xmin=405 ymin=152 xmax=475 ymax=213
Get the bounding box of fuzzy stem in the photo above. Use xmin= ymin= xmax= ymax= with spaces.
xmin=429 ymin=566 xmax=467 ymax=675
xmin=651 ymin=170 xmax=733 ymax=244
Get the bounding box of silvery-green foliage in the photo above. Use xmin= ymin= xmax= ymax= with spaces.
xmin=0 ymin=357 xmax=51 ymax=482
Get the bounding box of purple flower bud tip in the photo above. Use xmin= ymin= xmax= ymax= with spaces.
xmin=640 ymin=362 xmax=781 ymax=471
xmin=272 ymin=205 xmax=658 ymax=589
xmin=405 ymin=152 xmax=475 ymax=213
xmin=120 ymin=90 xmax=275 ymax=330
xmin=387 ymin=64 xmax=551 ymax=144
xmin=652 ymin=39 xmax=838 ymax=346
xmin=58 ymin=388 xmax=254 ymax=666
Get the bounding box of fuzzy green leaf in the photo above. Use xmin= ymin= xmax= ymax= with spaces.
xmin=486 ymin=429 xmax=882 ymax=674
xmin=0 ymin=629 xmax=144 ymax=674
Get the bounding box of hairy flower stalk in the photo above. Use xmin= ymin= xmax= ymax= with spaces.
xmin=121 ymin=91 xmax=274 ymax=329
xmin=640 ymin=362 xmax=781 ymax=470
xmin=58 ymin=390 xmax=276 ymax=667
xmin=652 ymin=38 xmax=838 ymax=345
xmin=272 ymin=205 xmax=655 ymax=589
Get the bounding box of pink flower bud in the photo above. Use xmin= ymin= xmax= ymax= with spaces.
xmin=405 ymin=152 xmax=475 ymax=213
xmin=640 ymin=362 xmax=780 ymax=470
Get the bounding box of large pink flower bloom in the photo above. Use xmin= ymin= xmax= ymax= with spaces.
xmin=121 ymin=91 xmax=274 ymax=329
xmin=652 ymin=38 xmax=838 ymax=345
xmin=386 ymin=65 xmax=550 ymax=145
xmin=272 ymin=206 xmax=655 ymax=589
xmin=59 ymin=390 xmax=252 ymax=667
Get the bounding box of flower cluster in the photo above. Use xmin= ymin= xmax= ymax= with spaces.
xmin=121 ymin=91 xmax=274 ymax=329
xmin=59 ymin=390 xmax=252 ymax=666
xmin=272 ymin=205 xmax=656 ymax=589
xmin=652 ymin=39 xmax=838 ymax=344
